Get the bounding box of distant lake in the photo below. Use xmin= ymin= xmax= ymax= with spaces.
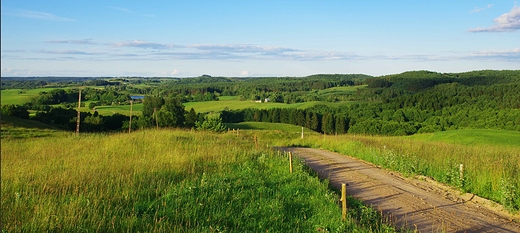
xmin=130 ymin=96 xmax=145 ymax=100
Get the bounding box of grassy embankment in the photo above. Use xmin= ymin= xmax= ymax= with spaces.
xmin=1 ymin=119 xmax=397 ymax=232
xmin=0 ymin=115 xmax=63 ymax=139
xmin=231 ymin=122 xmax=520 ymax=212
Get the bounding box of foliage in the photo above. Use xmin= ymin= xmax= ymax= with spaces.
xmin=4 ymin=70 xmax=520 ymax=136
xmin=1 ymin=104 xmax=29 ymax=119
xmin=196 ymin=114 xmax=227 ymax=132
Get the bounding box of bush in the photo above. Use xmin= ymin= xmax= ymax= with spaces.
xmin=1 ymin=104 xmax=29 ymax=119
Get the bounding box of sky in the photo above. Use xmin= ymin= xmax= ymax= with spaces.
xmin=1 ymin=1 xmax=519 ymax=77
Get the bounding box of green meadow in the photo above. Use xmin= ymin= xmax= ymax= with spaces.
xmin=1 ymin=123 xmax=396 ymax=232
xmin=185 ymin=96 xmax=360 ymax=113
xmin=88 ymin=103 xmax=144 ymax=116
xmin=408 ymin=129 xmax=520 ymax=147
xmin=316 ymin=85 xmax=367 ymax=95
xmin=1 ymin=88 xmax=58 ymax=105
xmin=2 ymin=115 xmax=519 ymax=232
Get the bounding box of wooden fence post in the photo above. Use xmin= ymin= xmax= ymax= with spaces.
xmin=341 ymin=183 xmax=347 ymax=221
xmin=289 ymin=152 xmax=293 ymax=174
xmin=459 ymin=164 xmax=464 ymax=182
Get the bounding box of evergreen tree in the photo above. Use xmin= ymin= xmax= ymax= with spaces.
xmin=185 ymin=108 xmax=197 ymax=128
xmin=322 ymin=112 xmax=335 ymax=134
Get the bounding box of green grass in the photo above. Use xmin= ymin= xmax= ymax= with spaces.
xmin=316 ymin=85 xmax=367 ymax=95
xmin=184 ymin=96 xmax=361 ymax=113
xmin=88 ymin=103 xmax=143 ymax=116
xmin=281 ymin=130 xmax=520 ymax=212
xmin=1 ymin=115 xmax=65 ymax=139
xmin=1 ymin=88 xmax=59 ymax=105
xmin=1 ymin=129 xmax=397 ymax=232
xmin=225 ymin=122 xmax=520 ymax=212
xmin=409 ymin=129 xmax=520 ymax=147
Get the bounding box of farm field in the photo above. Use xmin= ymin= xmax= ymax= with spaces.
xmin=88 ymin=103 xmax=143 ymax=116
xmin=316 ymin=85 xmax=367 ymax=95
xmin=185 ymin=96 xmax=361 ymax=113
xmin=1 ymin=88 xmax=59 ymax=105
xmin=1 ymin=127 xmax=395 ymax=232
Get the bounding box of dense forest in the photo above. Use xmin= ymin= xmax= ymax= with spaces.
xmin=2 ymin=70 xmax=519 ymax=135
xmin=222 ymin=70 xmax=520 ymax=135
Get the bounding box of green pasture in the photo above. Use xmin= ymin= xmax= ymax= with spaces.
xmin=317 ymin=85 xmax=367 ymax=95
xmin=1 ymin=88 xmax=56 ymax=105
xmin=1 ymin=86 xmax=103 ymax=105
xmin=185 ymin=96 xmax=361 ymax=113
xmin=409 ymin=129 xmax=520 ymax=147
xmin=88 ymin=103 xmax=143 ymax=116
xmin=1 ymin=128 xmax=396 ymax=232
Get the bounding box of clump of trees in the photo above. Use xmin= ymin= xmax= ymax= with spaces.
xmin=1 ymin=104 xmax=29 ymax=119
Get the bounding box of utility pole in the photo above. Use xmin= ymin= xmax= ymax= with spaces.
xmin=75 ymin=89 xmax=82 ymax=136
xmin=128 ymin=100 xmax=133 ymax=133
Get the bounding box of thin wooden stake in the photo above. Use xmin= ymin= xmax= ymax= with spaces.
xmin=289 ymin=152 xmax=293 ymax=174
xmin=341 ymin=183 xmax=347 ymax=221
xmin=301 ymin=127 xmax=304 ymax=139
xmin=75 ymin=89 xmax=81 ymax=136
xmin=254 ymin=135 xmax=258 ymax=150
xmin=459 ymin=164 xmax=464 ymax=182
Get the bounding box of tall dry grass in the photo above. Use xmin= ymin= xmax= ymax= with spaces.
xmin=2 ymin=129 xmax=398 ymax=232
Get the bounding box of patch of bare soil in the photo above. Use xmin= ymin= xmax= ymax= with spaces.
xmin=280 ymin=147 xmax=520 ymax=233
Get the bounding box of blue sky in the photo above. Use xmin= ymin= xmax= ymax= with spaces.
xmin=1 ymin=1 xmax=519 ymax=77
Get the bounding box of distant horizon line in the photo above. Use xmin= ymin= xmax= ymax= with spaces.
xmin=2 ymin=69 xmax=518 ymax=79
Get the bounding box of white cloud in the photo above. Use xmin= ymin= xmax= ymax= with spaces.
xmin=111 ymin=40 xmax=177 ymax=50
xmin=1 ymin=68 xmax=30 ymax=76
xmin=471 ymin=4 xmax=494 ymax=13
xmin=161 ymin=69 xmax=180 ymax=76
xmin=38 ymin=49 xmax=103 ymax=55
xmin=45 ymin=39 xmax=96 ymax=44
xmin=469 ymin=6 xmax=520 ymax=32
xmin=240 ymin=70 xmax=249 ymax=76
xmin=5 ymin=9 xmax=75 ymax=21
xmin=191 ymin=44 xmax=298 ymax=55
xmin=468 ymin=48 xmax=520 ymax=61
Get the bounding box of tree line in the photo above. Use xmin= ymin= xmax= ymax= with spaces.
xmin=3 ymin=70 xmax=519 ymax=135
